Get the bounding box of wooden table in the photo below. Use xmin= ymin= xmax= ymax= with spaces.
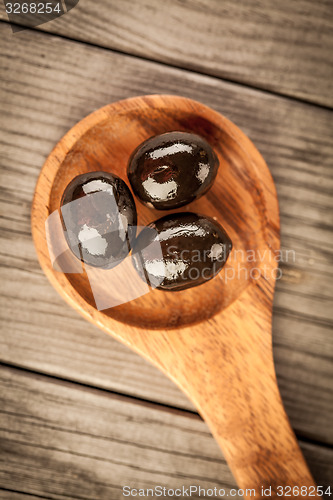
xmin=0 ymin=1 xmax=332 ymax=498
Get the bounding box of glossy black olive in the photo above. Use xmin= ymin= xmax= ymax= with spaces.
xmin=60 ymin=171 xmax=137 ymax=269
xmin=132 ymin=212 xmax=232 ymax=291
xmin=127 ymin=131 xmax=219 ymax=210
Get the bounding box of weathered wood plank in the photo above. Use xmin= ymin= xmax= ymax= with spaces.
xmin=0 ymin=492 xmax=47 ymax=500
xmin=0 ymin=0 xmax=332 ymax=107
xmin=0 ymin=366 xmax=241 ymax=499
xmin=1 ymin=366 xmax=332 ymax=499
xmin=0 ymin=26 xmax=332 ymax=444
xmin=1 ymin=282 xmax=332 ymax=442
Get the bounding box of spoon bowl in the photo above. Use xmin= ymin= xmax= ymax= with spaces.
xmin=40 ymin=96 xmax=267 ymax=329
xmin=32 ymin=95 xmax=317 ymax=498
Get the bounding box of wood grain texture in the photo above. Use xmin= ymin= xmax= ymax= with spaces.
xmin=0 ymin=0 xmax=332 ymax=107
xmin=0 ymin=365 xmax=241 ymax=499
xmin=0 ymin=24 xmax=332 ymax=451
xmin=1 ymin=366 xmax=332 ymax=499
xmin=0 ymin=492 xmax=47 ymax=500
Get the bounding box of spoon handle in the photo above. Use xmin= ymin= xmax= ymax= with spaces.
xmin=158 ymin=287 xmax=319 ymax=499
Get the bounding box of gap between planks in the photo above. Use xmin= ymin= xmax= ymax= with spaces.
xmin=0 ymin=364 xmax=332 ymax=499
xmin=0 ymin=0 xmax=332 ymax=107
xmin=0 ymin=18 xmax=332 ymax=113
xmin=1 ymin=361 xmax=332 ymax=452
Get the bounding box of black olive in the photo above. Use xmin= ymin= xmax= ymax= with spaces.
xmin=127 ymin=131 xmax=219 ymax=210
xmin=60 ymin=171 xmax=137 ymax=269
xmin=132 ymin=212 xmax=232 ymax=291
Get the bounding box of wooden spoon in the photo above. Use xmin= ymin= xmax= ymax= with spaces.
xmin=31 ymin=95 xmax=318 ymax=498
